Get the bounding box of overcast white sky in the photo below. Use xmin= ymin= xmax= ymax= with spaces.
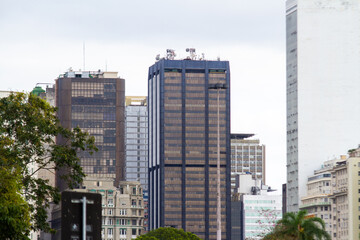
xmin=0 ymin=0 xmax=286 ymax=191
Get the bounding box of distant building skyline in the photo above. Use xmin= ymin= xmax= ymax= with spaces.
xmin=286 ymin=0 xmax=360 ymax=212
xmin=148 ymin=59 xmax=231 ymax=239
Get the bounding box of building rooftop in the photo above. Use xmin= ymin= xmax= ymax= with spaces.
xmin=231 ymin=133 xmax=255 ymax=140
xmin=59 ymin=69 xmax=119 ymax=79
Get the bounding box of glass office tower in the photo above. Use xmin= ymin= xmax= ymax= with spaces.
xmin=125 ymin=96 xmax=149 ymax=230
xmin=56 ymin=70 xmax=125 ymax=190
xmin=148 ymin=59 xmax=231 ymax=239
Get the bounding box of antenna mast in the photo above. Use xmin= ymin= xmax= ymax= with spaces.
xmin=83 ymin=42 xmax=85 ymax=71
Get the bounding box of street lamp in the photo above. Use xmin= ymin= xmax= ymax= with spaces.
xmin=208 ymin=83 xmax=227 ymax=240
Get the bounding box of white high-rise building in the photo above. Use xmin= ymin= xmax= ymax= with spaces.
xmin=286 ymin=0 xmax=360 ymax=212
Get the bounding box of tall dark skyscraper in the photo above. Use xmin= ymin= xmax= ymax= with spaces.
xmin=56 ymin=70 xmax=125 ymax=190
xmin=148 ymin=58 xmax=231 ymax=239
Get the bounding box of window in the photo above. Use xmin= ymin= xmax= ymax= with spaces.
xmin=132 ymin=220 xmax=137 ymax=226
xmin=132 ymin=229 xmax=137 ymax=235
xmin=107 ymin=218 xmax=113 ymax=225
xmin=108 ymin=209 xmax=113 ymax=215
xmin=139 ymin=200 xmax=142 ymax=206
xmin=120 ymin=229 xmax=127 ymax=235
xmin=132 ymin=209 xmax=137 ymax=216
xmin=108 ymin=228 xmax=113 ymax=236
xmin=133 ymin=187 xmax=137 ymax=195
xmin=120 ymin=209 xmax=127 ymax=215
xmin=120 ymin=219 xmax=126 ymax=225
xmin=108 ymin=199 xmax=113 ymax=206
xmin=132 ymin=199 xmax=136 ymax=206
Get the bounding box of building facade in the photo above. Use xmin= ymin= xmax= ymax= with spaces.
xmin=52 ymin=178 xmax=145 ymax=240
xmin=31 ymin=85 xmax=56 ymax=240
xmin=125 ymin=96 xmax=149 ymax=230
xmin=286 ymin=0 xmax=360 ymax=212
xmin=231 ymin=174 xmax=281 ymax=240
xmin=148 ymin=59 xmax=231 ymax=239
xmin=55 ymin=70 xmax=125 ymax=190
xmin=242 ymin=194 xmax=282 ymax=240
xmin=329 ymin=150 xmax=360 ymax=240
xmin=231 ymin=134 xmax=265 ymax=192
xmin=299 ymin=158 xmax=340 ymax=237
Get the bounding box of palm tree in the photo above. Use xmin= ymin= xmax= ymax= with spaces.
xmin=263 ymin=210 xmax=331 ymax=240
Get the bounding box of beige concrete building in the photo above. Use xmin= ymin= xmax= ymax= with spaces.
xmin=300 ymin=146 xmax=360 ymax=240
xmin=329 ymin=150 xmax=360 ymax=240
xmin=77 ymin=178 xmax=145 ymax=240
xmin=300 ymin=158 xmax=341 ymax=237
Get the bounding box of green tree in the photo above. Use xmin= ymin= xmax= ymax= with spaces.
xmin=0 ymin=166 xmax=31 ymax=240
xmin=135 ymin=227 xmax=201 ymax=240
xmin=0 ymin=93 xmax=97 ymax=236
xmin=263 ymin=210 xmax=331 ymax=240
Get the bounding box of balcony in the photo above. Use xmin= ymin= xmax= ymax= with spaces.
xmin=300 ymin=201 xmax=331 ymax=209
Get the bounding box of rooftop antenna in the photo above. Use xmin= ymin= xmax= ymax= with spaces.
xmin=166 ymin=49 xmax=176 ymax=60
xmin=83 ymin=41 xmax=86 ymax=71
xmin=186 ymin=48 xmax=197 ymax=60
xmin=105 ymin=59 xmax=107 ymax=72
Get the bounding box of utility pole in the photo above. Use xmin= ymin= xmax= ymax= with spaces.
xmin=208 ymin=83 xmax=227 ymax=240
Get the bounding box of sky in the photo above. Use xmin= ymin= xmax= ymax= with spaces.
xmin=0 ymin=0 xmax=286 ymax=191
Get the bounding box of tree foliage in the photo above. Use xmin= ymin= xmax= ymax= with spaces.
xmin=135 ymin=227 xmax=201 ymax=240
xmin=0 ymin=166 xmax=31 ymax=240
xmin=263 ymin=210 xmax=331 ymax=240
xmin=0 ymin=93 xmax=97 ymax=236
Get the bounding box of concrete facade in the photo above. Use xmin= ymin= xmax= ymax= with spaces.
xmin=52 ymin=178 xmax=145 ymax=240
xmin=300 ymin=158 xmax=342 ymax=237
xmin=329 ymin=152 xmax=360 ymax=240
xmin=231 ymin=134 xmax=265 ymax=192
xmin=286 ymin=0 xmax=360 ymax=212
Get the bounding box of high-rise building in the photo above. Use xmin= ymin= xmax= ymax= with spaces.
xmin=148 ymin=58 xmax=231 ymax=239
xmin=125 ymin=96 xmax=148 ymax=191
xmin=286 ymin=0 xmax=360 ymax=212
xmin=230 ymin=134 xmax=265 ymax=192
xmin=55 ymin=70 xmax=125 ymax=190
xmin=125 ymin=96 xmax=149 ymax=230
